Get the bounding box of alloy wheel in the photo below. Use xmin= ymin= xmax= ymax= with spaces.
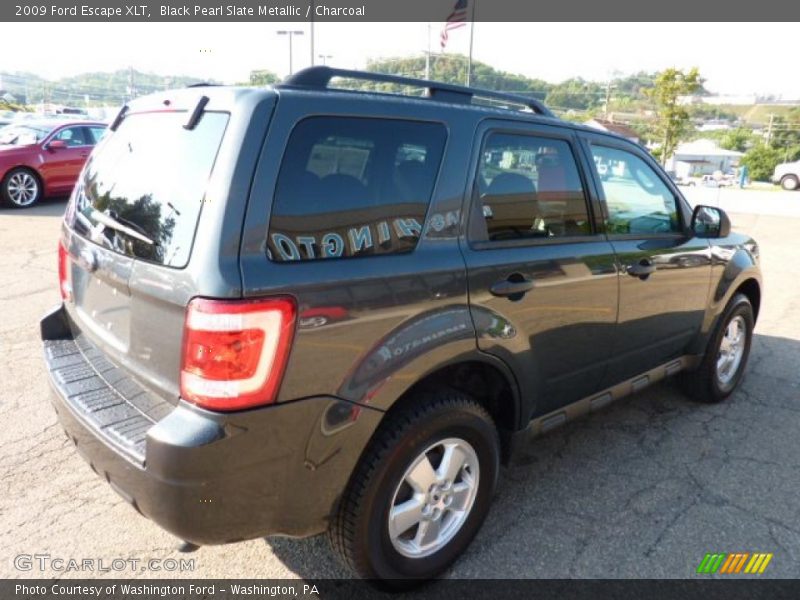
xmin=388 ymin=437 xmax=480 ymax=559
xmin=6 ymin=171 xmax=39 ymax=207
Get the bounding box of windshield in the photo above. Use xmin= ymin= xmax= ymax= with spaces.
xmin=0 ymin=125 xmax=54 ymax=146
xmin=65 ymin=110 xmax=229 ymax=267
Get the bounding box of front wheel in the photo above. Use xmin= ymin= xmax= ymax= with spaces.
xmin=2 ymin=168 xmax=42 ymax=208
xmin=781 ymin=175 xmax=799 ymax=191
xmin=681 ymin=293 xmax=754 ymax=403
xmin=328 ymin=390 xmax=499 ymax=585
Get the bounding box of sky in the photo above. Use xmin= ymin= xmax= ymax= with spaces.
xmin=0 ymin=22 xmax=795 ymax=98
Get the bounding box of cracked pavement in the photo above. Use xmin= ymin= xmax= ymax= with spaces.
xmin=0 ymin=198 xmax=798 ymax=579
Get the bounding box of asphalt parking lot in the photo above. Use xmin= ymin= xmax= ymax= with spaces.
xmin=1 ymin=189 xmax=799 ymax=580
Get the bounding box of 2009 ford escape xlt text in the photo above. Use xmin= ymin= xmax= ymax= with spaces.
xmin=41 ymin=67 xmax=762 ymax=584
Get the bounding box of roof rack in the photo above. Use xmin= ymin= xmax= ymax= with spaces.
xmin=281 ymin=66 xmax=555 ymax=118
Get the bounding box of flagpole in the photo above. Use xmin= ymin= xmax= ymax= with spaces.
xmin=466 ymin=0 xmax=476 ymax=86
xmin=310 ymin=2 xmax=315 ymax=66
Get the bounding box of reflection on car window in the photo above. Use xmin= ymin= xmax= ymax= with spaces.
xmin=477 ymin=133 xmax=591 ymax=241
xmin=268 ymin=117 xmax=447 ymax=261
xmin=67 ymin=111 xmax=229 ymax=267
xmin=0 ymin=125 xmax=52 ymax=145
xmin=53 ymin=126 xmax=89 ymax=147
xmin=591 ymin=144 xmax=681 ymax=235
xmin=88 ymin=127 xmax=107 ymax=145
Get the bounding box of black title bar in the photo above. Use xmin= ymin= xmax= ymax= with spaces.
xmin=3 ymin=0 xmax=793 ymax=22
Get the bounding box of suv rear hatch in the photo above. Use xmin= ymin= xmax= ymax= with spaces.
xmin=58 ymin=93 xmax=254 ymax=416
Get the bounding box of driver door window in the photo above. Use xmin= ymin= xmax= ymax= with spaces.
xmin=53 ymin=126 xmax=89 ymax=147
xmin=477 ymin=133 xmax=592 ymax=242
xmin=590 ymin=144 xmax=681 ymax=235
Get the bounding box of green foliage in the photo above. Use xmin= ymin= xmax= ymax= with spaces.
xmin=0 ymin=69 xmax=219 ymax=106
xmin=740 ymin=145 xmax=782 ymax=182
xmin=686 ymin=104 xmax=739 ymax=121
xmin=645 ymin=67 xmax=703 ymax=164
xmin=719 ymin=128 xmax=757 ymax=152
xmin=246 ymin=69 xmax=280 ymax=86
xmin=770 ymin=107 xmax=800 ymax=152
xmin=0 ymin=99 xmax=30 ymax=112
xmin=545 ymin=78 xmax=604 ymax=110
xmin=360 ymin=55 xmax=551 ymax=100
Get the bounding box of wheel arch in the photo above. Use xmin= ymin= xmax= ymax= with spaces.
xmin=366 ymin=353 xmax=522 ymax=465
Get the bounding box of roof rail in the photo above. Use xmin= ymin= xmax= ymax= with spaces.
xmin=281 ymin=66 xmax=555 ymax=118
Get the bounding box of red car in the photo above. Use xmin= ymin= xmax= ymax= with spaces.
xmin=0 ymin=119 xmax=107 ymax=208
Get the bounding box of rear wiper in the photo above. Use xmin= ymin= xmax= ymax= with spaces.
xmin=90 ymin=209 xmax=155 ymax=246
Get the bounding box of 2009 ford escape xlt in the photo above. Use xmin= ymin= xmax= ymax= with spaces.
xmin=41 ymin=67 xmax=762 ymax=584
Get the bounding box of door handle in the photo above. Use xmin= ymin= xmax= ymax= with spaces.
xmin=490 ymin=275 xmax=534 ymax=298
xmin=626 ymin=259 xmax=657 ymax=279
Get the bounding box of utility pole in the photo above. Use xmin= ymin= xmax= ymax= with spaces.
xmin=604 ymin=81 xmax=615 ymax=118
xmin=277 ymin=30 xmax=305 ymax=76
xmin=766 ymin=113 xmax=775 ymax=147
xmin=425 ymin=23 xmax=431 ymax=80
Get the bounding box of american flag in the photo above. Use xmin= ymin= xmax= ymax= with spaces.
xmin=440 ymin=0 xmax=469 ymax=50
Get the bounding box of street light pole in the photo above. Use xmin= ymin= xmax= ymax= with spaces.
xmin=318 ymin=54 xmax=333 ymax=65
xmin=276 ymin=30 xmax=305 ymax=76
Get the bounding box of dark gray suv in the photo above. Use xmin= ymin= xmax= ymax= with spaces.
xmin=41 ymin=67 xmax=762 ymax=583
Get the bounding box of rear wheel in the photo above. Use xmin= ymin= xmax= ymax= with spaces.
xmin=681 ymin=293 xmax=754 ymax=403
xmin=781 ymin=175 xmax=799 ymax=191
xmin=328 ymin=390 xmax=499 ymax=585
xmin=2 ymin=168 xmax=42 ymax=208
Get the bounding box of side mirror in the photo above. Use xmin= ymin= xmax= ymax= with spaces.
xmin=46 ymin=139 xmax=68 ymax=150
xmin=691 ymin=204 xmax=731 ymax=238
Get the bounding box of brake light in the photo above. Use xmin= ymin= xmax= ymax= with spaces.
xmin=58 ymin=240 xmax=72 ymax=301
xmin=180 ymin=297 xmax=297 ymax=411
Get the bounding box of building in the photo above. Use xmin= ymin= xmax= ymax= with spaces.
xmin=668 ymin=139 xmax=744 ymax=177
xmin=584 ymin=118 xmax=641 ymax=144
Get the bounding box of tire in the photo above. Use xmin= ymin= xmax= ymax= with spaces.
xmin=328 ymin=390 xmax=500 ymax=586
xmin=1 ymin=167 xmax=43 ymax=208
xmin=781 ymin=175 xmax=799 ymax=191
xmin=681 ymin=293 xmax=754 ymax=403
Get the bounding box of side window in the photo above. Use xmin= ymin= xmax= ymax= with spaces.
xmin=268 ymin=117 xmax=446 ymax=261
xmin=53 ymin=127 xmax=88 ymax=147
xmin=476 ymin=133 xmax=591 ymax=242
xmin=88 ymin=127 xmax=107 ymax=145
xmin=590 ymin=144 xmax=682 ymax=235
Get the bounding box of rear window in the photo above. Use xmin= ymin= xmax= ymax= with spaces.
xmin=66 ymin=111 xmax=229 ymax=267
xmin=268 ymin=117 xmax=446 ymax=261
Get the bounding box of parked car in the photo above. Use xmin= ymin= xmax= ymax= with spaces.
xmin=0 ymin=119 xmax=107 ymax=208
xmin=699 ymin=173 xmax=735 ymax=188
xmin=772 ymin=160 xmax=800 ymax=191
xmin=41 ymin=67 xmax=762 ymax=585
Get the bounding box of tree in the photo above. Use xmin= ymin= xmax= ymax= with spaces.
xmin=545 ymin=78 xmax=603 ymax=111
xmin=740 ymin=146 xmax=782 ymax=182
xmin=720 ymin=128 xmax=756 ymax=153
xmin=645 ymin=67 xmax=703 ymax=165
xmin=248 ymin=69 xmax=280 ymax=86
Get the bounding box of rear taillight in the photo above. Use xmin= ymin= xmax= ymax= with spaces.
xmin=180 ymin=297 xmax=297 ymax=411
xmin=58 ymin=240 xmax=72 ymax=301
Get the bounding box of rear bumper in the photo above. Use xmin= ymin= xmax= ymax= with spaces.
xmin=41 ymin=304 xmax=383 ymax=544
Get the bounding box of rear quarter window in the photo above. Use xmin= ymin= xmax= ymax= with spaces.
xmin=268 ymin=117 xmax=447 ymax=261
